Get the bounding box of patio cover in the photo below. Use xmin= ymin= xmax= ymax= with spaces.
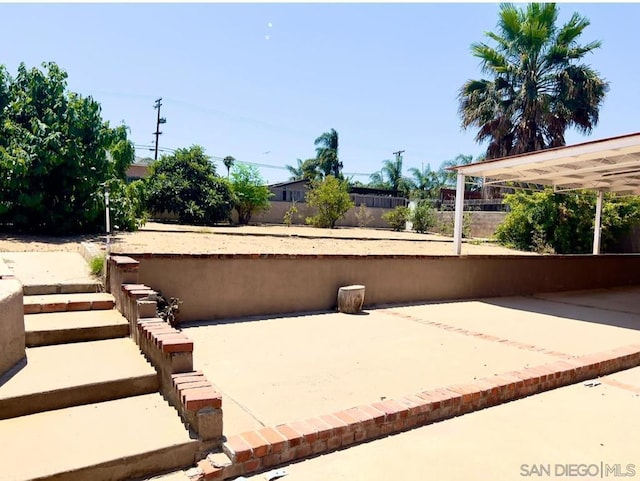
xmin=450 ymin=132 xmax=640 ymax=255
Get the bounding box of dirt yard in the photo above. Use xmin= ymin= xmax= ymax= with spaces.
xmin=0 ymin=222 xmax=534 ymax=256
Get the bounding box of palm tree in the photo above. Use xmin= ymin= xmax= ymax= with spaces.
xmin=223 ymin=155 xmax=235 ymax=178
xmin=285 ymin=158 xmax=322 ymax=181
xmin=459 ymin=3 xmax=609 ymax=159
xmin=408 ymin=165 xmax=442 ymax=199
xmin=314 ymin=128 xmax=342 ymax=178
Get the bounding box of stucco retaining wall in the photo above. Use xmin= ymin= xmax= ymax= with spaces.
xmin=125 ymin=253 xmax=640 ymax=323
xmin=0 ymin=259 xmax=25 ymax=377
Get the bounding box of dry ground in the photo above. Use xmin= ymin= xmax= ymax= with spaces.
xmin=0 ymin=221 xmax=535 ymax=256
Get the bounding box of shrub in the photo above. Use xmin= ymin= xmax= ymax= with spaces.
xmin=411 ymin=201 xmax=437 ymax=233
xmin=496 ymin=190 xmax=640 ymax=253
xmin=305 ymin=176 xmax=354 ymax=228
xmin=89 ymin=255 xmax=105 ymax=277
xmin=283 ymin=203 xmax=298 ymax=227
xmin=231 ymin=164 xmax=273 ymax=225
xmin=383 ymin=206 xmax=410 ymax=231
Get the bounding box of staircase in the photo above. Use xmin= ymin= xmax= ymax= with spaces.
xmin=0 ymin=280 xmax=198 ymax=481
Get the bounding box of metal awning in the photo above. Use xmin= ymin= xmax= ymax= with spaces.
xmin=449 ymin=132 xmax=640 ymax=255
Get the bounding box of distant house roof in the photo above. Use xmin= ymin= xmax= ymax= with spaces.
xmin=133 ymin=156 xmax=154 ymax=166
xmin=268 ymin=179 xmax=310 ymax=189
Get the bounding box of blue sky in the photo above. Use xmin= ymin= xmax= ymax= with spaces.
xmin=1 ymin=3 xmax=639 ymax=184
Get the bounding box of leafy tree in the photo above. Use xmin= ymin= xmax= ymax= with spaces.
xmin=0 ymin=62 xmax=139 ymax=234
xmin=285 ymin=158 xmax=322 ymax=181
xmin=306 ymin=175 xmax=354 ymax=228
xmin=223 ymin=155 xmax=235 ymax=178
xmin=230 ymin=163 xmax=273 ymax=224
xmin=314 ymin=128 xmax=342 ymax=178
xmin=145 ymin=145 xmax=234 ymax=225
xmin=495 ymin=191 xmax=640 ymax=253
xmin=459 ymin=3 xmax=609 ymax=159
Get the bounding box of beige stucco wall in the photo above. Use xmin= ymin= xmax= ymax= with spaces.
xmin=0 ymin=262 xmax=25 ymax=376
xmin=130 ymin=253 xmax=640 ymax=323
xmin=241 ymin=201 xmax=396 ymax=229
xmin=433 ymin=211 xmax=507 ymax=239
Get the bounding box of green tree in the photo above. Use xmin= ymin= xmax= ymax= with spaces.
xmin=285 ymin=158 xmax=322 ymax=181
xmin=459 ymin=3 xmax=609 ymax=159
xmin=230 ymin=163 xmax=273 ymax=224
xmin=383 ymin=206 xmax=410 ymax=231
xmin=495 ymin=191 xmax=640 ymax=254
xmin=314 ymin=128 xmax=342 ymax=178
xmin=306 ymin=175 xmax=354 ymax=228
xmin=407 ymin=165 xmax=442 ymax=199
xmin=145 ymin=145 xmax=233 ymax=225
xmin=223 ymin=155 xmax=235 ymax=179
xmin=0 ymin=62 xmax=139 ymax=234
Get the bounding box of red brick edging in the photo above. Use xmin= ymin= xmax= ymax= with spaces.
xmin=190 ymin=344 xmax=640 ymax=480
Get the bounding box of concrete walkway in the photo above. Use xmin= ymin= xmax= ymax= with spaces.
xmin=243 ymin=366 xmax=640 ymax=481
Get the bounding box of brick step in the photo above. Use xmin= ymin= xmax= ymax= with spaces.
xmin=24 ymin=310 xmax=129 ymax=347
xmin=0 ymin=393 xmax=198 ymax=481
xmin=0 ymin=338 xmax=158 ymax=420
xmin=23 ymin=292 xmax=115 ymax=314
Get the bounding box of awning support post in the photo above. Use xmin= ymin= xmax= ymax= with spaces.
xmin=453 ymin=172 xmax=465 ymax=255
xmin=593 ymin=190 xmax=604 ymax=255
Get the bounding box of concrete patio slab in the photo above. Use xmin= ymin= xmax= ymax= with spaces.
xmin=387 ymin=292 xmax=640 ymax=356
xmin=536 ymin=285 xmax=640 ymax=315
xmin=243 ymin=367 xmax=640 ymax=481
xmin=183 ymin=311 xmax=558 ymax=435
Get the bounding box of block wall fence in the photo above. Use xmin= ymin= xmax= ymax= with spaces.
xmin=113 ymin=253 xmax=640 ymax=323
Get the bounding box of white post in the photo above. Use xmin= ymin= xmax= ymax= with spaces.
xmin=593 ymin=190 xmax=604 ymax=255
xmin=453 ymin=172 xmax=465 ymax=255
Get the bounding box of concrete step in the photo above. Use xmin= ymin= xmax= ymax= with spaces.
xmin=0 ymin=393 xmax=198 ymax=481
xmin=23 ymin=282 xmax=102 ymax=296
xmin=24 ymin=310 xmax=129 ymax=347
xmin=0 ymin=338 xmax=158 ymax=420
xmin=23 ymin=292 xmax=115 ymax=314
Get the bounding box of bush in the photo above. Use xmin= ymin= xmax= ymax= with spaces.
xmin=383 ymin=206 xmax=410 ymax=231
xmin=496 ymin=190 xmax=640 ymax=254
xmin=283 ymin=202 xmax=298 ymax=227
xmin=145 ymin=145 xmax=234 ymax=225
xmin=89 ymin=255 xmax=105 ymax=277
xmin=411 ymin=201 xmax=437 ymax=233
xmin=305 ymin=176 xmax=354 ymax=228
xmin=230 ymin=164 xmax=273 ymax=224
xmin=437 ymin=211 xmax=472 ymax=238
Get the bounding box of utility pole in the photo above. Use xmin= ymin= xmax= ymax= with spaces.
xmin=392 ymin=150 xmax=405 ymax=164
xmin=153 ymin=98 xmax=166 ymax=161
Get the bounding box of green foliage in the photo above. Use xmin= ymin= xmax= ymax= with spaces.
xmin=283 ymin=202 xmax=298 ymax=227
xmin=107 ymin=178 xmax=147 ymax=231
xmin=459 ymin=3 xmax=608 ymax=159
xmin=0 ymin=62 xmax=139 ymax=234
xmin=89 ymin=255 xmax=105 ymax=277
xmin=286 ymin=158 xmax=322 ymax=181
xmin=383 ymin=206 xmax=410 ymax=231
xmin=411 ymin=201 xmax=437 ymax=233
xmin=314 ymin=129 xmax=342 ymax=178
xmin=437 ymin=211 xmax=472 ymax=238
xmin=305 ymin=175 xmax=354 ymax=228
xmin=145 ymin=145 xmax=234 ymax=225
xmin=230 ymin=163 xmax=273 ymax=225
xmin=355 ymin=203 xmax=373 ymax=228
xmin=495 ymin=191 xmax=640 ymax=253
